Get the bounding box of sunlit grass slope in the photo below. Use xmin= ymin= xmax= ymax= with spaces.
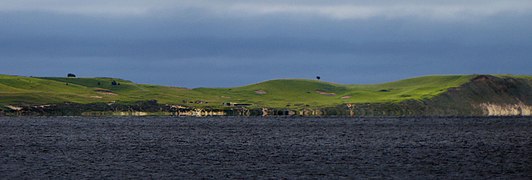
xmin=1 ymin=74 xmax=528 ymax=108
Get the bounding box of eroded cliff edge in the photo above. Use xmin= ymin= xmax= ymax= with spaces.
xmin=338 ymin=75 xmax=532 ymax=117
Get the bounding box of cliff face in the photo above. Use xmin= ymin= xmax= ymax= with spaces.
xmin=430 ymin=75 xmax=531 ymax=116
xmin=479 ymin=103 xmax=531 ymax=116
xmin=348 ymin=75 xmax=532 ymax=117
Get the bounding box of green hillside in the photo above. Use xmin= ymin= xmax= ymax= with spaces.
xmin=0 ymin=74 xmax=529 ymax=109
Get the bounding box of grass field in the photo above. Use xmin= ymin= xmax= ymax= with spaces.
xmin=0 ymin=74 xmax=529 ymax=108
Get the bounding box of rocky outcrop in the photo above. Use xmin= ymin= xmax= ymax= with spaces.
xmin=479 ymin=102 xmax=532 ymax=116
xmin=2 ymin=100 xmax=172 ymax=116
xmin=340 ymin=75 xmax=532 ymax=117
xmin=428 ymin=75 xmax=531 ymax=116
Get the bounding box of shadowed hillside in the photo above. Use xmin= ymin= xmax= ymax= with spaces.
xmin=344 ymin=75 xmax=532 ymax=116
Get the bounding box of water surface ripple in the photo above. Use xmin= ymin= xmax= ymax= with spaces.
xmin=0 ymin=117 xmax=530 ymax=179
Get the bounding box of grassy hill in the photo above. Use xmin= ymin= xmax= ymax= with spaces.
xmin=0 ymin=74 xmax=529 ymax=109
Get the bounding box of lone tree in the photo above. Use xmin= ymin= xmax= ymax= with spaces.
xmin=111 ymin=80 xmax=118 ymax=86
xmin=316 ymin=76 xmax=321 ymax=80
xmin=67 ymin=73 xmax=76 ymax=78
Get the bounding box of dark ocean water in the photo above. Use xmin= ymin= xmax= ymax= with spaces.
xmin=0 ymin=117 xmax=530 ymax=179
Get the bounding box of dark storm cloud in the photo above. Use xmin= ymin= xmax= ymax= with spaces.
xmin=0 ymin=1 xmax=531 ymax=87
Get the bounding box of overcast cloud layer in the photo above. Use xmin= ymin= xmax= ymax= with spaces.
xmin=1 ymin=0 xmax=531 ymax=87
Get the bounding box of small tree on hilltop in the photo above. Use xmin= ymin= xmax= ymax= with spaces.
xmin=316 ymin=76 xmax=321 ymax=80
xmin=67 ymin=73 xmax=76 ymax=78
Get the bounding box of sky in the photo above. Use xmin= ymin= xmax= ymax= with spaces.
xmin=0 ymin=0 xmax=531 ymax=88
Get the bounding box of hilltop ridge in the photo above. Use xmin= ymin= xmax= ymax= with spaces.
xmin=0 ymin=74 xmax=530 ymax=116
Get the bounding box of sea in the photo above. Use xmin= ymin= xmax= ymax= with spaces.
xmin=0 ymin=116 xmax=530 ymax=179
